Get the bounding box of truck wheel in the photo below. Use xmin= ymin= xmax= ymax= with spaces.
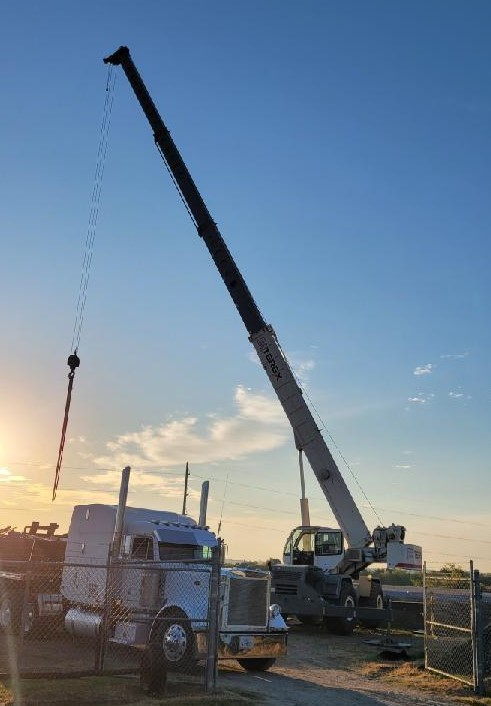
xmin=359 ymin=584 xmax=384 ymax=628
xmin=324 ymin=584 xmax=357 ymax=635
xmin=237 ymin=658 xmax=276 ymax=672
xmin=153 ymin=609 xmax=195 ymax=671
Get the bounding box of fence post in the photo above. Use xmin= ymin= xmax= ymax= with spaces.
xmin=205 ymin=539 xmax=222 ymax=692
xmin=19 ymin=566 xmax=33 ymax=651
xmin=422 ymin=561 xmax=429 ymax=668
xmin=471 ymin=562 xmax=484 ymax=695
xmin=95 ymin=554 xmax=112 ymax=673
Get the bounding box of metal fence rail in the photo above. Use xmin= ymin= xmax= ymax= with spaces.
xmin=423 ymin=561 xmax=487 ymax=694
xmin=0 ymin=546 xmax=222 ymax=696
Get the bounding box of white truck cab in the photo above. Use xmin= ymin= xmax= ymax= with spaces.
xmin=62 ymin=503 xmax=287 ymax=671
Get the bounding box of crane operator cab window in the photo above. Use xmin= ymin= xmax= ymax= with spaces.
xmin=314 ymin=530 xmax=343 ymax=557
xmin=285 ymin=528 xmax=344 ymax=566
xmin=287 ymin=528 xmax=316 ymax=565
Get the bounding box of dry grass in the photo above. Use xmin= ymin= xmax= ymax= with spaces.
xmin=0 ymin=676 xmax=259 ymax=706
xmin=360 ymin=659 xmax=491 ymax=706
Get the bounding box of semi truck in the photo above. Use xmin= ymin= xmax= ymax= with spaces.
xmin=103 ymin=46 xmax=422 ymax=635
xmin=0 ymin=471 xmax=287 ymax=672
xmin=62 ymin=469 xmax=287 ymax=671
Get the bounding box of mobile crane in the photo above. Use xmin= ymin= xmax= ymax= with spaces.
xmin=104 ymin=46 xmax=422 ymax=635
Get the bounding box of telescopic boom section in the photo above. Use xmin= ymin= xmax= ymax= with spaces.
xmin=104 ymin=46 xmax=373 ymax=549
xmin=104 ymin=46 xmax=264 ymax=336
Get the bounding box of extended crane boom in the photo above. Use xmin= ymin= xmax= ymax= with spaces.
xmin=104 ymin=47 xmax=416 ymax=569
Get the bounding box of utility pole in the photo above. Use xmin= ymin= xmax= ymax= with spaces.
xmin=182 ymin=462 xmax=189 ymax=515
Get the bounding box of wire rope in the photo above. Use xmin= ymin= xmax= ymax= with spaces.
xmin=70 ymin=66 xmax=116 ymax=353
xmin=52 ymin=66 xmax=116 ymax=501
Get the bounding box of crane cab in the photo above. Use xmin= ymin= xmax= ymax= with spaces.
xmin=283 ymin=526 xmax=344 ymax=573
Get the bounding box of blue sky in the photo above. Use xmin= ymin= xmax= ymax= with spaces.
xmin=1 ymin=1 xmax=490 ymax=570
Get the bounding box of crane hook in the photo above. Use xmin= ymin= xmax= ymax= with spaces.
xmin=67 ymin=352 xmax=80 ymax=377
xmin=52 ymin=351 xmax=81 ymax=501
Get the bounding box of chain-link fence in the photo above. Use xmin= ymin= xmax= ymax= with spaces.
xmin=423 ymin=561 xmax=491 ymax=695
xmin=0 ymin=544 xmax=222 ymax=696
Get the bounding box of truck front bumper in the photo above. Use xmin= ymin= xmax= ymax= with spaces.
xmin=196 ymin=631 xmax=288 ymax=660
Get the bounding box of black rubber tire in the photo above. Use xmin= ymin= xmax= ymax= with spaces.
xmin=324 ymin=584 xmax=357 ymax=635
xmin=359 ymin=583 xmax=384 ymax=629
xmin=237 ymin=657 xmax=276 ymax=672
xmin=152 ymin=609 xmax=196 ymax=672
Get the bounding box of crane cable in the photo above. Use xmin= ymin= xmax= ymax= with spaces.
xmin=52 ymin=66 xmax=116 ymax=501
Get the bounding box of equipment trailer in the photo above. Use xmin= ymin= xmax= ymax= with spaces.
xmin=0 ymin=522 xmax=66 ymax=634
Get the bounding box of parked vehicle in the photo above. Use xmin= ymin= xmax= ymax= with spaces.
xmin=0 ymin=522 xmax=66 ymax=633
xmin=62 ymin=470 xmax=287 ymax=671
xmin=0 ymin=472 xmax=286 ymax=672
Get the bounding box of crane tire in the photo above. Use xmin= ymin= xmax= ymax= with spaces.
xmin=359 ymin=582 xmax=384 ymax=628
xmin=324 ymin=584 xmax=357 ymax=635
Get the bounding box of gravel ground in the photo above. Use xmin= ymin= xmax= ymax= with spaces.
xmin=218 ymin=623 xmax=471 ymax=706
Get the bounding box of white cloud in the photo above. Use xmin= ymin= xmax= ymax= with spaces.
xmin=408 ymin=393 xmax=434 ymax=405
xmin=440 ymin=352 xmax=469 ymax=359
xmin=395 ymin=464 xmax=412 ymax=470
xmin=448 ymin=391 xmax=472 ymax=401
xmin=80 ymin=468 xmax=194 ymax=500
xmin=69 ymin=436 xmax=86 ymax=445
xmin=0 ymin=467 xmax=26 ymax=482
xmin=414 ymin=364 xmax=433 ymax=376
xmin=90 ymin=386 xmax=289 ymax=473
xmin=289 ymin=355 xmax=315 ymax=385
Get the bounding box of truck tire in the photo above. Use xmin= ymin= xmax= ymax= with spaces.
xmin=359 ymin=583 xmax=384 ymax=629
xmin=324 ymin=584 xmax=357 ymax=635
xmin=152 ymin=609 xmax=195 ymax=671
xmin=237 ymin=658 xmax=276 ymax=671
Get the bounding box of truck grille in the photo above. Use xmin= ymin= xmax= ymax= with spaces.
xmin=224 ymin=576 xmax=269 ymax=629
xmin=271 ymin=567 xmax=302 ymax=595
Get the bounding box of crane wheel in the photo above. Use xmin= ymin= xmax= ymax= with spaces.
xmin=324 ymin=584 xmax=357 ymax=635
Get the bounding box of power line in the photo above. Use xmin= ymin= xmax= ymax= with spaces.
xmin=2 ymin=459 xmax=490 ymax=535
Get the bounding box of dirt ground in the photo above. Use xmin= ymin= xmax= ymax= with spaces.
xmin=1 ymin=621 xmax=485 ymax=706
xmin=218 ymin=621 xmax=480 ymax=706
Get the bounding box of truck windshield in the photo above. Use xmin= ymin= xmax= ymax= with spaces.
xmin=158 ymin=542 xmax=212 ymax=561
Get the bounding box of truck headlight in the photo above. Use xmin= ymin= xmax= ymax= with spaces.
xmin=269 ymin=603 xmax=282 ymax=618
